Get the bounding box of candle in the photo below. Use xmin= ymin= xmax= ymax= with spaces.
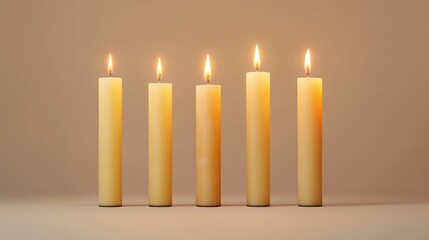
xmin=298 ymin=49 xmax=323 ymax=207
xmin=246 ymin=45 xmax=270 ymax=207
xmin=196 ymin=54 xmax=221 ymax=207
xmin=99 ymin=54 xmax=122 ymax=207
xmin=148 ymin=57 xmax=173 ymax=207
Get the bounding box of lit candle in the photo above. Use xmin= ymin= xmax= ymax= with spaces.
xmin=298 ymin=49 xmax=323 ymax=207
xmin=196 ymin=54 xmax=221 ymax=207
xmin=99 ymin=53 xmax=122 ymax=207
xmin=148 ymin=57 xmax=173 ymax=207
xmin=246 ymin=45 xmax=270 ymax=207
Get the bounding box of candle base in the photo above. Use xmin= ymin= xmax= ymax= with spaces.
xmin=149 ymin=204 xmax=172 ymax=207
xmin=246 ymin=204 xmax=270 ymax=207
xmin=298 ymin=204 xmax=322 ymax=207
xmin=98 ymin=204 xmax=122 ymax=207
xmin=196 ymin=204 xmax=221 ymax=207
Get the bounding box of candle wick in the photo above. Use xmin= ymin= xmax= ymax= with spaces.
xmin=306 ymin=69 xmax=310 ymax=77
xmin=206 ymin=76 xmax=210 ymax=85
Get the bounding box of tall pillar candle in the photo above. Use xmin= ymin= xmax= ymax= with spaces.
xmin=298 ymin=49 xmax=323 ymax=207
xmin=246 ymin=45 xmax=270 ymax=207
xmin=148 ymin=58 xmax=173 ymax=207
xmin=99 ymin=54 xmax=122 ymax=207
xmin=196 ymin=55 xmax=221 ymax=207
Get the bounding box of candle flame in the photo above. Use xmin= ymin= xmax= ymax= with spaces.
xmin=254 ymin=45 xmax=260 ymax=70
xmin=108 ymin=53 xmax=113 ymax=76
xmin=157 ymin=57 xmax=162 ymax=82
xmin=204 ymin=54 xmax=211 ymax=84
xmin=305 ymin=49 xmax=311 ymax=77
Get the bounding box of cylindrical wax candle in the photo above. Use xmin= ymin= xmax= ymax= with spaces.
xmin=246 ymin=45 xmax=270 ymax=207
xmin=148 ymin=80 xmax=172 ymax=207
xmin=148 ymin=58 xmax=173 ymax=207
xmin=298 ymin=49 xmax=323 ymax=207
xmin=99 ymin=54 xmax=122 ymax=207
xmin=196 ymin=55 xmax=221 ymax=207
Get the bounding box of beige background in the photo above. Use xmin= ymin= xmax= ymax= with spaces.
xmin=1 ymin=0 xmax=428 ymax=201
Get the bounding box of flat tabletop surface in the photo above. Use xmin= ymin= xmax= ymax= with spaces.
xmin=1 ymin=195 xmax=428 ymax=240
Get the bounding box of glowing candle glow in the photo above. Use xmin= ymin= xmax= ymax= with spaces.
xmin=157 ymin=57 xmax=163 ymax=81
xmin=204 ymin=54 xmax=211 ymax=83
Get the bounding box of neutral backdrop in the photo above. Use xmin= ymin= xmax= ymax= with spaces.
xmin=1 ymin=0 xmax=428 ymax=202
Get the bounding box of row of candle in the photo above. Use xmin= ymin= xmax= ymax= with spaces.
xmin=99 ymin=46 xmax=322 ymax=207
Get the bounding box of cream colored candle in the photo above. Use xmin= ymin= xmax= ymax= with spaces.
xmin=148 ymin=58 xmax=172 ymax=207
xmin=298 ymin=49 xmax=323 ymax=207
xmin=196 ymin=55 xmax=221 ymax=207
xmin=99 ymin=54 xmax=122 ymax=207
xmin=246 ymin=45 xmax=270 ymax=207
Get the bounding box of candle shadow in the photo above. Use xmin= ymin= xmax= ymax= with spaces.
xmin=122 ymin=204 xmax=149 ymax=207
xmin=222 ymin=204 xmax=246 ymax=207
xmin=270 ymin=203 xmax=296 ymax=207
xmin=172 ymin=203 xmax=195 ymax=207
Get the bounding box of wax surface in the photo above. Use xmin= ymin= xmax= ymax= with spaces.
xmin=196 ymin=85 xmax=221 ymax=206
xmin=297 ymin=77 xmax=323 ymax=206
xmin=246 ymin=72 xmax=270 ymax=206
xmin=148 ymin=83 xmax=172 ymax=206
xmin=99 ymin=77 xmax=122 ymax=207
